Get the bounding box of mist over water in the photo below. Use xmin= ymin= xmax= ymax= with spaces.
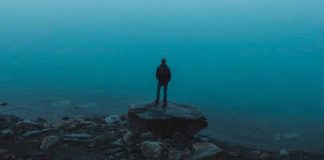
xmin=1 ymin=0 xmax=324 ymax=152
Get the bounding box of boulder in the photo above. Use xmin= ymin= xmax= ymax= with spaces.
xmin=141 ymin=141 xmax=162 ymax=159
xmin=190 ymin=142 xmax=222 ymax=160
xmin=40 ymin=135 xmax=60 ymax=150
xmin=128 ymin=103 xmax=208 ymax=137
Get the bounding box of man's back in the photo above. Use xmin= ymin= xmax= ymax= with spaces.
xmin=156 ymin=64 xmax=171 ymax=84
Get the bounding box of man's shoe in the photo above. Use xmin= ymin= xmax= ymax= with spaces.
xmin=162 ymin=102 xmax=167 ymax=108
xmin=154 ymin=100 xmax=159 ymax=104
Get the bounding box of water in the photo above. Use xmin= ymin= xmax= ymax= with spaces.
xmin=1 ymin=0 xmax=324 ymax=152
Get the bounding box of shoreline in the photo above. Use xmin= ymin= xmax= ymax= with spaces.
xmin=1 ymin=109 xmax=324 ymax=160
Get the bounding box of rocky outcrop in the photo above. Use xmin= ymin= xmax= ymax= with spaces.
xmin=128 ymin=103 xmax=208 ymax=137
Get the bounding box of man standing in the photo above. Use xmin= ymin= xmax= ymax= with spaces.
xmin=155 ymin=58 xmax=171 ymax=107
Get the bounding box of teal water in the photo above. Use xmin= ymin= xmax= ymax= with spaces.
xmin=1 ymin=0 xmax=324 ymax=152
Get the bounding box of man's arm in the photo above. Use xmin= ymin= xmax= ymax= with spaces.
xmin=168 ymin=67 xmax=171 ymax=82
xmin=156 ymin=67 xmax=159 ymax=80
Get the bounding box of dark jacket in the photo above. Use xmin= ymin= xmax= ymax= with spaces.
xmin=156 ymin=64 xmax=171 ymax=84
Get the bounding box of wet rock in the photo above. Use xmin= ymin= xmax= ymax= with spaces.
xmin=141 ymin=141 xmax=162 ymax=159
xmin=35 ymin=117 xmax=47 ymax=124
xmin=198 ymin=137 xmax=209 ymax=142
xmin=0 ymin=148 xmax=9 ymax=154
xmin=40 ymin=135 xmax=60 ymax=150
xmin=168 ymin=149 xmax=183 ymax=160
xmin=22 ymin=128 xmax=53 ymax=138
xmin=139 ymin=131 xmax=155 ymax=141
xmin=14 ymin=120 xmax=43 ymax=132
xmin=105 ymin=115 xmax=120 ymax=124
xmin=251 ymin=150 xmax=261 ymax=155
xmin=128 ymin=103 xmax=208 ymax=136
xmin=120 ymin=120 xmax=128 ymax=127
xmin=2 ymin=154 xmax=16 ymax=159
xmin=0 ymin=115 xmax=21 ymax=129
xmin=93 ymin=135 xmax=110 ymax=146
xmin=63 ymin=133 xmax=93 ymax=143
xmin=52 ymin=118 xmax=95 ymax=131
xmin=105 ymin=147 xmax=124 ymax=155
xmin=0 ymin=129 xmax=14 ymax=138
xmin=123 ymin=131 xmax=136 ymax=146
xmin=259 ymin=152 xmax=272 ymax=160
xmin=190 ymin=142 xmax=222 ymax=160
xmin=112 ymin=138 xmax=124 ymax=147
xmin=279 ymin=148 xmax=290 ymax=156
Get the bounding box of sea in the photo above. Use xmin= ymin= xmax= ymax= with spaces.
xmin=1 ymin=0 xmax=324 ymax=153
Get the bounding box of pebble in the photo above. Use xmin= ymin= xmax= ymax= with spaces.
xmin=141 ymin=141 xmax=162 ymax=159
xmin=279 ymin=148 xmax=290 ymax=156
xmin=260 ymin=152 xmax=272 ymax=160
xmin=105 ymin=115 xmax=120 ymax=124
xmin=40 ymin=135 xmax=60 ymax=150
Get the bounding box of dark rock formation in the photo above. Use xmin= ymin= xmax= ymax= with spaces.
xmin=128 ymin=103 xmax=208 ymax=137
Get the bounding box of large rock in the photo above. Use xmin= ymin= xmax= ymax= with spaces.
xmin=128 ymin=103 xmax=207 ymax=136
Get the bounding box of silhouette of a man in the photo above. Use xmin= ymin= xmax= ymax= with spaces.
xmin=155 ymin=58 xmax=171 ymax=107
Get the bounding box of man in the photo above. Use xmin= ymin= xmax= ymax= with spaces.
xmin=155 ymin=58 xmax=171 ymax=107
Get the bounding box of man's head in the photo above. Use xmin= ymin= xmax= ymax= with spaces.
xmin=161 ymin=58 xmax=167 ymax=64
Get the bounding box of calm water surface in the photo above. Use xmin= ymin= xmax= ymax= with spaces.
xmin=1 ymin=0 xmax=324 ymax=152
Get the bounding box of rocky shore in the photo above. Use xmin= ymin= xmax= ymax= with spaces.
xmin=0 ymin=103 xmax=323 ymax=160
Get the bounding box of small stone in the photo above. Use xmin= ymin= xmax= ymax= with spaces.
xmin=0 ymin=129 xmax=14 ymax=138
xmin=1 ymin=102 xmax=8 ymax=106
xmin=40 ymin=135 xmax=60 ymax=150
xmin=23 ymin=129 xmax=53 ymax=138
xmin=199 ymin=137 xmax=209 ymax=142
xmin=93 ymin=135 xmax=109 ymax=146
xmin=279 ymin=149 xmax=290 ymax=156
xmin=228 ymin=150 xmax=241 ymax=157
xmin=0 ymin=148 xmax=9 ymax=154
xmin=123 ymin=131 xmax=136 ymax=146
xmin=259 ymin=152 xmax=272 ymax=160
xmin=105 ymin=115 xmax=120 ymax=124
xmin=14 ymin=120 xmax=43 ymax=131
xmin=2 ymin=154 xmax=15 ymax=159
xmin=139 ymin=131 xmax=155 ymax=140
xmin=141 ymin=141 xmax=162 ymax=159
xmin=168 ymin=149 xmax=183 ymax=160
xmin=63 ymin=133 xmax=93 ymax=141
xmin=120 ymin=121 xmax=128 ymax=126
xmin=190 ymin=142 xmax=222 ymax=160
xmin=106 ymin=148 xmax=123 ymax=155
xmin=112 ymin=138 xmax=124 ymax=147
xmin=251 ymin=150 xmax=261 ymax=155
